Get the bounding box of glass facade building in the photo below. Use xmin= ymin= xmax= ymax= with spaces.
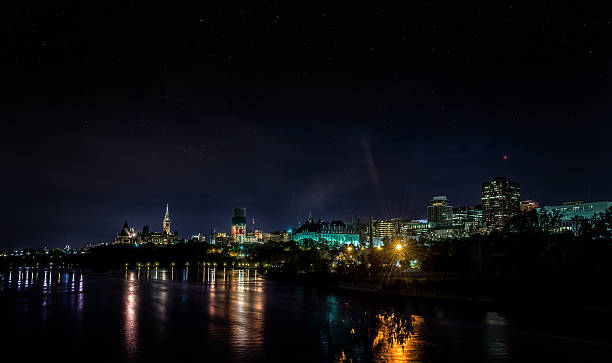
xmin=426 ymin=196 xmax=453 ymax=227
xmin=482 ymin=177 xmax=520 ymax=229
xmin=452 ymin=205 xmax=483 ymax=229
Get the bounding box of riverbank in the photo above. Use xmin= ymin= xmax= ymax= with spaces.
xmin=263 ymin=270 xmax=612 ymax=313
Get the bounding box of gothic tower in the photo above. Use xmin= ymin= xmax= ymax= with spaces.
xmin=163 ymin=204 xmax=171 ymax=235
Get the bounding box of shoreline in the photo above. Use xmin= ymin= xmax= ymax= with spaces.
xmin=263 ymin=270 xmax=612 ymax=314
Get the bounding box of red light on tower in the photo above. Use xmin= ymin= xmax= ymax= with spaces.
xmin=503 ymin=155 xmax=509 ymax=160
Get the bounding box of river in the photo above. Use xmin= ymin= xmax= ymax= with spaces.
xmin=2 ymin=267 xmax=611 ymax=362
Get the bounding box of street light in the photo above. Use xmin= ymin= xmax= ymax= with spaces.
xmin=395 ymin=243 xmax=402 ymax=251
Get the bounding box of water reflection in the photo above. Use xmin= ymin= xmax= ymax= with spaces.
xmin=116 ymin=267 xmax=425 ymax=361
xmin=4 ymin=267 xmax=82 ymax=296
xmin=5 ymin=267 xmax=607 ymax=362
xmin=124 ymin=271 xmax=139 ymax=360
xmin=321 ymin=305 xmax=424 ymax=362
xmin=483 ymin=311 xmax=510 ymax=359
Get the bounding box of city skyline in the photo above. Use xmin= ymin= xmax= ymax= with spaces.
xmin=83 ymin=181 xmax=612 ymax=248
xmin=3 ymin=174 xmax=610 ymax=248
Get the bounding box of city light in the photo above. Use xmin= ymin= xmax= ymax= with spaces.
xmin=395 ymin=244 xmax=402 ymax=251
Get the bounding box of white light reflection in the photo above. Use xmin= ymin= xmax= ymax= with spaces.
xmin=17 ymin=268 xmax=22 ymax=290
xmin=43 ymin=270 xmax=48 ymax=294
xmin=228 ymin=269 xmax=265 ymax=356
xmin=123 ymin=272 xmax=139 ymax=360
xmin=483 ymin=312 xmax=509 ymax=360
xmin=209 ymin=268 xmax=216 ymax=284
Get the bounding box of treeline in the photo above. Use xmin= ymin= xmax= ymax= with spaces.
xmin=421 ymin=208 xmax=612 ymax=276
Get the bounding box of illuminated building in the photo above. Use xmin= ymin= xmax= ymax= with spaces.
xmin=452 ymin=205 xmax=483 ymax=229
xmin=163 ymin=204 xmax=171 ymax=234
xmin=373 ymin=220 xmax=396 ymax=239
xmin=189 ymin=233 xmax=205 ymax=242
xmin=401 ymin=219 xmax=433 ymax=238
xmin=215 ymin=232 xmax=231 ymax=245
xmin=246 ymin=230 xmax=263 ymax=243
xmin=427 ymin=196 xmax=453 ymax=227
xmin=146 ymin=204 xmax=179 ymax=245
xmin=114 ymin=220 xmax=135 ymax=244
xmin=540 ymin=201 xmax=612 ymax=230
xmin=231 ymin=208 xmax=247 ymax=243
xmin=361 ymin=218 xmax=409 ymax=241
xmin=520 ymin=200 xmax=540 ymax=212
xmin=114 ymin=205 xmax=179 ymax=245
xmin=293 ymin=213 xmax=359 ymax=246
xmin=481 ymin=177 xmax=520 ymax=229
xmin=262 ymin=230 xmax=289 ymax=242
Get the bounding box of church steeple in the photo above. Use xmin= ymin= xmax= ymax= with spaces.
xmin=163 ymin=204 xmax=171 ymax=234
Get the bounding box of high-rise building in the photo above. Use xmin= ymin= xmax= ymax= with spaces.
xmin=374 ymin=220 xmax=396 ymax=239
xmin=231 ymin=208 xmax=247 ymax=243
xmin=163 ymin=204 xmax=171 ymax=234
xmin=481 ymin=177 xmax=520 ymax=229
xmin=427 ymin=196 xmax=453 ymax=227
xmin=452 ymin=205 xmax=483 ymax=229
xmin=520 ymin=200 xmax=540 ymax=212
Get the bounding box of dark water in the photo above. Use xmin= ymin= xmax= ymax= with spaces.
xmin=2 ymin=267 xmax=611 ymax=362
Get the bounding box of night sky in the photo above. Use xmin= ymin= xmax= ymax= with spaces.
xmin=2 ymin=3 xmax=611 ymax=249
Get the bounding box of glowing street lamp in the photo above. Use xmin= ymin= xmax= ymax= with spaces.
xmin=395 ymin=244 xmax=403 ymax=251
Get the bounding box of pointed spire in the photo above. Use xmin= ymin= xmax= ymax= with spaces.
xmin=120 ymin=220 xmax=130 ymax=236
xmin=163 ymin=204 xmax=171 ymax=235
xmin=308 ymin=211 xmax=313 ymax=223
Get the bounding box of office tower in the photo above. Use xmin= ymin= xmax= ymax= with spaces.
xmin=427 ymin=196 xmax=453 ymax=227
xmin=481 ymin=177 xmax=520 ymax=229
xmin=231 ymin=208 xmax=247 ymax=243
